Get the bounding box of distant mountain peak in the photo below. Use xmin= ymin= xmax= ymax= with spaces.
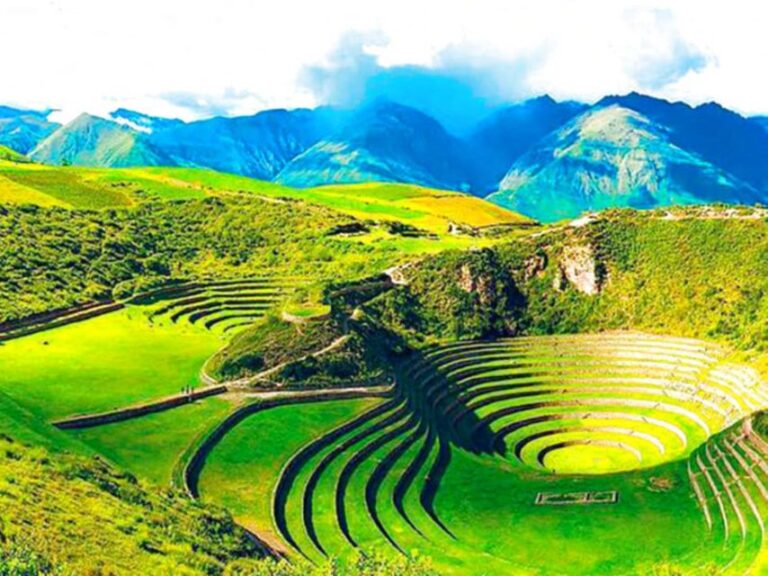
xmin=276 ymin=101 xmax=470 ymax=190
xmin=109 ymin=109 xmax=184 ymax=134
xmin=488 ymin=102 xmax=765 ymax=222
xmin=69 ymin=112 xmax=109 ymax=125
xmin=0 ymin=106 xmax=61 ymax=154
xmin=466 ymin=96 xmax=588 ymax=193
xmin=526 ymin=94 xmax=557 ymax=107
xmin=29 ymin=111 xmax=170 ymax=168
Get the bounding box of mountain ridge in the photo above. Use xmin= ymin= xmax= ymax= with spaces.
xmin=488 ymin=104 xmax=762 ymax=221
xmin=0 ymin=105 xmax=60 ymax=154
xmin=30 ymin=113 xmax=171 ymax=167
xmin=275 ymin=101 xmax=471 ymax=190
xmin=6 ymin=93 xmax=768 ymax=221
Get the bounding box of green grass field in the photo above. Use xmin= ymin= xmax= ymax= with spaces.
xmin=198 ymin=399 xmax=378 ymax=546
xmin=6 ymin=308 xmax=763 ymax=573
xmin=71 ymin=396 xmax=233 ymax=485
xmin=134 ymin=169 xmax=532 ymax=233
xmin=0 ymin=307 xmax=220 ymax=421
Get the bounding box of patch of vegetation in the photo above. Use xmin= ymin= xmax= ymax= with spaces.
xmin=0 ymin=196 xmax=375 ymax=323
xmin=365 ymin=207 xmax=768 ymax=355
xmin=0 ymin=146 xmax=28 ymax=164
xmin=0 ymin=174 xmax=523 ymax=325
xmin=272 ymin=329 xmax=390 ymax=388
xmin=366 ymin=248 xmax=525 ymax=346
xmin=0 ymin=541 xmax=61 ymax=576
xmin=0 ymin=431 xmax=438 ymax=575
xmin=199 ymin=399 xmax=378 ymax=547
xmin=0 ymin=165 xmax=134 ymax=208
xmin=0 ymin=309 xmax=219 ymax=421
xmin=206 ymin=316 xmax=342 ymax=381
xmin=221 ymin=552 xmax=439 ymax=576
xmin=139 ymin=171 xmax=530 ymax=234
xmin=71 ymin=397 xmax=232 ymax=486
xmin=0 ymin=434 xmax=257 ymax=575
xmin=753 ymin=410 xmax=768 ymax=441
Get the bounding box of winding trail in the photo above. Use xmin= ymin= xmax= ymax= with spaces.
xmin=200 ymin=335 xmax=351 ymax=388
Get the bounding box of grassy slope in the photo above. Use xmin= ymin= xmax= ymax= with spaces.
xmin=0 ymin=194 xmax=350 ymax=321
xmin=0 ymin=434 xmax=257 ymax=575
xmin=205 ymin=315 xmax=341 ymax=380
xmin=0 ymin=161 xmax=134 ymax=207
xmin=367 ymin=207 xmax=768 ymax=355
xmin=71 ymin=396 xmax=233 ymax=486
xmin=0 ymin=164 xmax=528 ymax=324
xmin=489 ymin=105 xmax=760 ymax=223
xmin=432 ymin=451 xmax=707 ymax=575
xmin=0 ymin=145 xmax=28 ymax=163
xmin=0 ymin=308 xmax=220 ymax=420
xmin=0 ymin=162 xmax=529 ymax=232
xmin=152 ymin=169 xmax=529 ymax=233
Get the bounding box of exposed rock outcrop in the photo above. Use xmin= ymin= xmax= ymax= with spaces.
xmin=458 ymin=263 xmax=497 ymax=306
xmin=555 ymin=244 xmax=602 ymax=295
xmin=523 ymin=252 xmax=548 ymax=280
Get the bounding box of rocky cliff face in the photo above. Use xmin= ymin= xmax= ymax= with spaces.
xmin=554 ymin=244 xmax=602 ymax=295
xmin=458 ymin=263 xmax=498 ymax=306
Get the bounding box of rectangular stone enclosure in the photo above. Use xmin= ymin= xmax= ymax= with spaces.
xmin=535 ymin=491 xmax=619 ymax=506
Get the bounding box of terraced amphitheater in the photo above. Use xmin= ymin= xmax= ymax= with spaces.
xmin=417 ymin=333 xmax=767 ymax=473
xmin=135 ymin=277 xmax=295 ymax=335
xmin=193 ymin=332 xmax=768 ymax=574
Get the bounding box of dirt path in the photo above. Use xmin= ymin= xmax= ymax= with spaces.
xmin=201 ymin=334 xmax=351 ymax=388
xmin=223 ymin=385 xmax=391 ymax=403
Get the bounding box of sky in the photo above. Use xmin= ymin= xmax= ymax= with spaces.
xmin=2 ymin=0 xmax=768 ymax=127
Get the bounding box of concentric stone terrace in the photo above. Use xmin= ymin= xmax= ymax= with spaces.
xmin=253 ymin=332 xmax=768 ymax=566
xmin=418 ymin=333 xmax=768 ymax=475
xmin=136 ymin=277 xmax=295 ymax=334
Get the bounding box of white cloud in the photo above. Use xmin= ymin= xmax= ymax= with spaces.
xmin=1 ymin=0 xmax=766 ymax=121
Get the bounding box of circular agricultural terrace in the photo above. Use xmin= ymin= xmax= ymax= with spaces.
xmin=198 ymin=332 xmax=768 ymax=574
xmin=140 ymin=278 xmax=291 ymax=334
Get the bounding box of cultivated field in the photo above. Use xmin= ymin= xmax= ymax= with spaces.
xmin=0 ymin=161 xmax=531 ymax=234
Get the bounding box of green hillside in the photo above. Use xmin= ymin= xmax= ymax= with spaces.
xmin=142 ymin=169 xmax=531 ymax=233
xmin=30 ymin=113 xmax=170 ymax=168
xmin=0 ymin=162 xmax=530 ymax=231
xmin=0 ymin=433 xmax=259 ymax=575
xmin=368 ymin=205 xmax=768 ymax=352
xmin=0 ymin=145 xmax=27 ymax=163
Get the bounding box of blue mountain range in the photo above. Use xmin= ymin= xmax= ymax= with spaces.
xmin=3 ymin=93 xmax=768 ymax=221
